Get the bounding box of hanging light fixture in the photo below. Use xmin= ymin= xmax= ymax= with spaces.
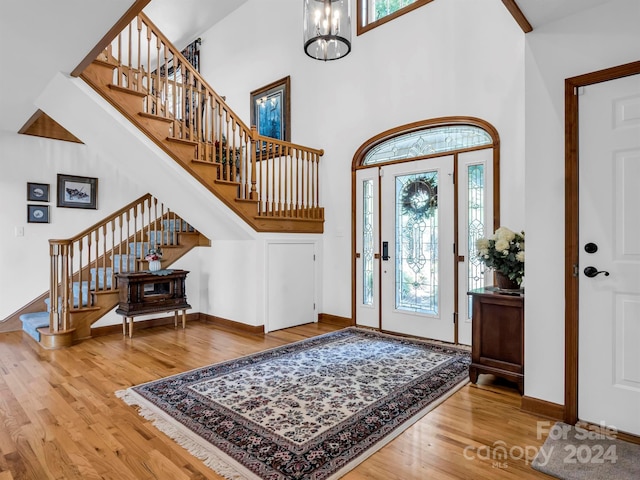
xmin=303 ymin=0 xmax=351 ymax=61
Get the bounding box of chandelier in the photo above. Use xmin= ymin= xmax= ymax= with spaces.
xmin=303 ymin=0 xmax=351 ymax=61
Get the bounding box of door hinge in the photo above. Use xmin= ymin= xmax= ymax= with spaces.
xmin=313 ymin=254 xmax=316 ymax=261
xmin=313 ymin=303 xmax=316 ymax=310
xmin=453 ymin=312 xmax=458 ymax=324
xmin=575 ymin=86 xmax=585 ymax=96
xmin=453 ymin=243 xmax=456 ymax=254
xmin=573 ymin=264 xmax=579 ymax=277
xmin=379 ymin=168 xmax=384 ymax=177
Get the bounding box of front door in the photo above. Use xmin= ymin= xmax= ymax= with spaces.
xmin=356 ymin=157 xmax=455 ymax=342
xmin=578 ymin=74 xmax=640 ymax=435
xmin=380 ymin=158 xmax=455 ymax=341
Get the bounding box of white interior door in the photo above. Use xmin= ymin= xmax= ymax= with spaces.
xmin=578 ymin=74 xmax=640 ymax=436
xmin=380 ymin=157 xmax=455 ymax=342
xmin=267 ymin=243 xmax=316 ymax=331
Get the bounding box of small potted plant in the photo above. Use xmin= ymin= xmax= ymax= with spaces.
xmin=144 ymin=246 xmax=163 ymax=272
xmin=476 ymin=227 xmax=524 ymax=290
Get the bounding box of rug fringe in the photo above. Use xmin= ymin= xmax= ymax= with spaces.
xmin=116 ymin=389 xmax=254 ymax=480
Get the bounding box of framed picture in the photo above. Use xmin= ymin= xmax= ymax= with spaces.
xmin=57 ymin=174 xmax=98 ymax=209
xmin=27 ymin=182 xmax=50 ymax=202
xmin=250 ymin=76 xmax=291 ymax=142
xmin=27 ymin=204 xmax=50 ymax=223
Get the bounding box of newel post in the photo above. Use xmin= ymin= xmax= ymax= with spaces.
xmin=44 ymin=240 xmax=75 ymax=348
xmin=49 ymin=241 xmax=61 ymax=331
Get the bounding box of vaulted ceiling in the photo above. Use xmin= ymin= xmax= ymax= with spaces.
xmin=0 ymin=0 xmax=613 ymax=135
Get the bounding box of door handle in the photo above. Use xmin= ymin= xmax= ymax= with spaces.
xmin=583 ymin=266 xmax=610 ymax=278
xmin=382 ymin=241 xmax=390 ymax=261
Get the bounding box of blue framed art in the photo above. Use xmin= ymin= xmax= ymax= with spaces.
xmin=250 ymin=76 xmax=290 ymax=142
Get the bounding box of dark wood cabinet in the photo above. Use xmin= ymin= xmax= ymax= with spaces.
xmin=468 ymin=287 xmax=524 ymax=394
xmin=116 ymin=269 xmax=191 ymax=337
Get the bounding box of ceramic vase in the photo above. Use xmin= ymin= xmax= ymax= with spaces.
xmin=148 ymin=260 xmax=161 ymax=272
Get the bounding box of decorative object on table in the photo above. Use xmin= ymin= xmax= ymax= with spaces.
xmin=476 ymin=226 xmax=524 ymax=289
xmin=27 ymin=182 xmax=50 ymax=202
xmin=250 ymin=76 xmax=290 ymax=142
xmin=117 ymin=327 xmax=470 ymax=480
xmin=144 ymin=247 xmax=162 ymax=272
xmin=27 ymin=204 xmax=50 ymax=223
xmin=56 ymin=174 xmax=98 ymax=209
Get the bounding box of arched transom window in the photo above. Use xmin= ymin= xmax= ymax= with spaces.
xmin=362 ymin=124 xmax=493 ymax=165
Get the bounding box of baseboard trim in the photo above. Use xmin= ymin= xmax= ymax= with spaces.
xmin=91 ymin=313 xmax=201 ymax=337
xmin=318 ymin=313 xmax=353 ymax=328
xmin=575 ymin=420 xmax=640 ymax=445
xmin=199 ymin=313 xmax=264 ymax=335
xmin=520 ymin=395 xmax=565 ymax=421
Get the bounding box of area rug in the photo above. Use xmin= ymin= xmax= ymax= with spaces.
xmin=532 ymin=422 xmax=640 ymax=479
xmin=116 ymin=327 xmax=471 ymax=479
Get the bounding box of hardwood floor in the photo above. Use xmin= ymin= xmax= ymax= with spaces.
xmin=0 ymin=321 xmax=552 ymax=479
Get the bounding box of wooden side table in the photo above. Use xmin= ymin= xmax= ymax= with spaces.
xmin=115 ymin=269 xmax=191 ymax=338
xmin=468 ymin=287 xmax=524 ymax=394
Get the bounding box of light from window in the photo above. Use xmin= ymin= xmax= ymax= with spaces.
xmin=358 ymin=0 xmax=434 ymax=35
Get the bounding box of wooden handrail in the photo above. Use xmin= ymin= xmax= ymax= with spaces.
xmin=96 ymin=13 xmax=324 ymax=221
xmin=48 ymin=194 xmax=195 ymax=335
xmin=50 ymin=193 xmax=153 ymax=244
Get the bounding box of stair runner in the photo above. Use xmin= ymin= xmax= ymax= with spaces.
xmin=20 ymin=221 xmax=192 ymax=342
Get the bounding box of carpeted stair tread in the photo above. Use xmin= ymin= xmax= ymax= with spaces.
xmin=19 ymin=311 xmax=50 ymax=342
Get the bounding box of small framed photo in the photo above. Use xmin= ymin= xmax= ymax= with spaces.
xmin=27 ymin=182 xmax=50 ymax=202
xmin=57 ymin=174 xmax=98 ymax=209
xmin=27 ymin=204 xmax=50 ymax=223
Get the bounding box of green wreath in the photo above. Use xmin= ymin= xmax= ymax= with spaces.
xmin=400 ymin=176 xmax=438 ymax=218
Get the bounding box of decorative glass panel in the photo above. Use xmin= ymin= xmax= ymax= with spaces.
xmin=395 ymin=172 xmax=438 ymax=315
xmin=363 ymin=125 xmax=492 ymax=165
xmin=362 ymin=179 xmax=374 ymax=306
xmin=467 ymin=164 xmax=485 ymax=318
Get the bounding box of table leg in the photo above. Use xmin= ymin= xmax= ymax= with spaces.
xmin=122 ymin=317 xmax=126 ymax=336
xmin=128 ymin=317 xmax=134 ymax=338
xmin=182 ymin=310 xmax=186 ymax=329
xmin=174 ymin=311 xmax=178 ymax=329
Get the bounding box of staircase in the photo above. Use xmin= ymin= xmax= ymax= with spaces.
xmin=79 ymin=12 xmax=324 ymax=234
xmin=16 ymin=194 xmax=209 ymax=348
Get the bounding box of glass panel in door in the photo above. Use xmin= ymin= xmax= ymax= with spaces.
xmin=380 ymin=157 xmax=455 ymax=342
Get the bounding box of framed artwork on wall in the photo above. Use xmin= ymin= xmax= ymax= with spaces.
xmin=27 ymin=204 xmax=50 ymax=223
xmin=250 ymin=76 xmax=291 ymax=142
xmin=57 ymin=174 xmax=98 ymax=209
xmin=27 ymin=182 xmax=50 ymax=202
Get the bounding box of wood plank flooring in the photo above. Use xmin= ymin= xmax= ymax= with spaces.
xmin=0 ymin=321 xmax=553 ymax=479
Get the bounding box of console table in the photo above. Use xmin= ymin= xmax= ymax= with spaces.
xmin=468 ymin=287 xmax=524 ymax=394
xmin=115 ymin=269 xmax=191 ymax=338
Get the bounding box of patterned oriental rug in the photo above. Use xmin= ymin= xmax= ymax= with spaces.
xmin=117 ymin=327 xmax=471 ymax=479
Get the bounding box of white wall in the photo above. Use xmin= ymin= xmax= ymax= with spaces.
xmin=524 ymin=0 xmax=640 ymax=404
xmin=0 ymin=130 xmax=203 ymax=325
xmin=199 ymin=0 xmax=526 ymax=319
xmin=0 ymin=132 xmax=144 ymax=318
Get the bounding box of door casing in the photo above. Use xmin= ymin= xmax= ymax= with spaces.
xmin=564 ymin=60 xmax=640 ymax=425
xmin=351 ymin=116 xmax=501 ymax=342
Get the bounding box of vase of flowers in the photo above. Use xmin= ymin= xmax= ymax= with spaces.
xmin=476 ymin=227 xmax=525 ymax=289
xmin=144 ymin=247 xmax=163 ymax=272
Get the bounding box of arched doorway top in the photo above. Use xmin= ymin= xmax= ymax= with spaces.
xmin=352 ymin=116 xmax=500 ymax=169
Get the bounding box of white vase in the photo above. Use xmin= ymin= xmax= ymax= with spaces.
xmin=148 ymin=260 xmax=162 ymax=272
